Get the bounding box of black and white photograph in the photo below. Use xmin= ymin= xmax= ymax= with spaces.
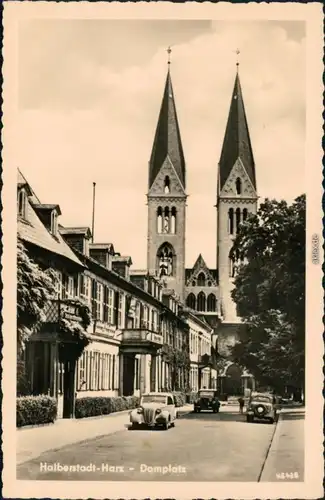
xmin=2 ymin=2 xmax=323 ymax=499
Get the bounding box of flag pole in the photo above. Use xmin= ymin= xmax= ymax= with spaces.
xmin=92 ymin=182 xmax=96 ymax=243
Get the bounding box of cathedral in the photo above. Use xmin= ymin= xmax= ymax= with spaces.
xmin=146 ymin=55 xmax=258 ymax=393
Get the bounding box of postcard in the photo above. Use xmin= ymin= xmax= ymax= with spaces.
xmin=2 ymin=1 xmax=323 ymax=498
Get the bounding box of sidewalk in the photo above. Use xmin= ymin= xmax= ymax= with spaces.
xmin=17 ymin=404 xmax=193 ymax=465
xmin=259 ymin=406 xmax=305 ymax=482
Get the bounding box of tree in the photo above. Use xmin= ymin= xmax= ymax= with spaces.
xmin=230 ymin=195 xmax=305 ymax=394
xmin=17 ymin=237 xmax=57 ymax=356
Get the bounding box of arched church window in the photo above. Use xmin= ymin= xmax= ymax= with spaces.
xmin=228 ymin=208 xmax=234 ymax=235
xmin=157 ymin=243 xmax=174 ymax=278
xmin=235 ymin=208 xmax=241 ymax=233
xmin=192 ymin=280 xmax=196 ymax=287
xmin=243 ymin=208 xmax=248 ymax=221
xmin=163 ymin=207 xmax=170 ymax=233
xmin=171 ymin=207 xmax=176 ymax=234
xmin=235 ymin=177 xmax=242 ymax=195
xmin=164 ymin=176 xmax=170 ymax=194
xmin=186 ymin=293 xmax=196 ymax=310
xmin=197 ymin=292 xmax=206 ymax=312
xmin=157 ymin=206 xmax=163 ymax=233
xmin=207 ymin=293 xmax=216 ymax=312
xmin=197 ymin=272 xmax=206 ymax=286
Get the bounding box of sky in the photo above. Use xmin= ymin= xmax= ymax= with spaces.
xmin=16 ymin=19 xmax=306 ymax=269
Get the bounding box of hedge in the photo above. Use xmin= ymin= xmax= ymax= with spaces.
xmin=75 ymin=395 xmax=140 ymax=419
xmin=17 ymin=395 xmax=57 ymax=427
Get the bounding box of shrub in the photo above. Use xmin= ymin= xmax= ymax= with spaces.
xmin=17 ymin=395 xmax=57 ymax=427
xmin=172 ymin=391 xmax=187 ymax=407
xmin=75 ymin=395 xmax=140 ymax=419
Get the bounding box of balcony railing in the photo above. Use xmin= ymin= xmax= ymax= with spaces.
xmin=122 ymin=328 xmax=163 ymax=346
xmin=44 ymin=298 xmax=83 ymax=323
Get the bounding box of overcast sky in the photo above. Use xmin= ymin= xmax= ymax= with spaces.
xmin=16 ymin=19 xmax=305 ymax=269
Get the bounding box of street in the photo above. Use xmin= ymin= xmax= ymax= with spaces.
xmin=17 ymin=407 xmax=276 ymax=481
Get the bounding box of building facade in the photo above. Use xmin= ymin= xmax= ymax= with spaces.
xmin=145 ymin=62 xmax=259 ymax=394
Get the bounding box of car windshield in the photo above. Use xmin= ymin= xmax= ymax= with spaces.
xmin=199 ymin=391 xmax=215 ymax=398
xmin=141 ymin=395 xmax=167 ymax=404
xmin=251 ymin=396 xmax=272 ymax=403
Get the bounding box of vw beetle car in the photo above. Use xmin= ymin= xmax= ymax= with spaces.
xmin=129 ymin=392 xmax=177 ymax=430
xmin=193 ymin=389 xmax=220 ymax=413
xmin=246 ymin=392 xmax=278 ymax=423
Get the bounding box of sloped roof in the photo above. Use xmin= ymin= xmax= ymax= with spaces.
xmin=149 ymin=69 xmax=186 ymax=189
xmin=219 ymin=72 xmax=256 ymax=190
xmin=17 ymin=171 xmax=84 ymax=267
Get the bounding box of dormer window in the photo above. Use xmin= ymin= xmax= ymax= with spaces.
xmin=51 ymin=210 xmax=58 ymax=236
xmin=18 ymin=190 xmax=27 ymax=219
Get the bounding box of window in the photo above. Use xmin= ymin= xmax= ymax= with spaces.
xmin=152 ymin=310 xmax=158 ymax=332
xmin=235 ymin=177 xmax=242 ymax=195
xmin=228 ymin=208 xmax=234 ymax=235
xmin=51 ymin=210 xmax=58 ymax=236
xmin=157 ymin=206 xmax=163 ymax=233
xmin=192 ymin=280 xmax=196 ymax=287
xmin=164 ymin=176 xmax=170 ymax=194
xmin=77 ymin=353 xmax=86 ymax=391
xmin=197 ymin=272 xmax=206 ymax=286
xmin=18 ymin=190 xmax=26 ymax=218
xmin=229 ymin=257 xmax=235 ymax=278
xmin=197 ymin=292 xmax=206 ymax=312
xmin=171 ymin=207 xmax=176 ymax=234
xmin=67 ymin=276 xmax=74 ymax=298
xmin=163 ymin=207 xmax=170 ymax=233
xmin=118 ymin=292 xmax=124 ymax=328
xmin=186 ymin=293 xmax=196 ymax=310
xmin=80 ymin=275 xmax=91 ymax=304
xmin=95 ymin=283 xmax=103 ymax=321
xmin=243 ymin=208 xmax=248 ymax=221
xmin=142 ymin=305 xmax=149 ymax=328
xmin=207 ymin=294 xmax=216 ymax=312
xmin=135 ymin=301 xmax=141 ymax=328
xmin=236 ymin=208 xmax=241 ymax=233
xmin=157 ymin=243 xmax=174 ymax=277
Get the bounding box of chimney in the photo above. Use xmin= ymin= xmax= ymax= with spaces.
xmin=60 ymin=227 xmax=92 ymax=256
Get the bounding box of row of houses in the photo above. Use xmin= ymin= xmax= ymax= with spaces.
xmin=18 ymin=170 xmax=217 ymax=418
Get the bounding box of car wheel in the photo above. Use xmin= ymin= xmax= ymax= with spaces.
xmin=162 ymin=420 xmax=169 ymax=430
xmin=129 ymin=423 xmax=138 ymax=430
xmin=269 ymin=418 xmax=274 ymax=424
xmin=213 ymin=409 xmax=216 ymax=413
xmin=247 ymin=416 xmax=253 ymax=423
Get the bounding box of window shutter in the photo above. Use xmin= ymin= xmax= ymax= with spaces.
xmin=103 ymin=286 xmax=108 ymax=322
xmin=113 ymin=291 xmax=119 ymax=326
xmin=91 ymin=279 xmax=97 ymax=318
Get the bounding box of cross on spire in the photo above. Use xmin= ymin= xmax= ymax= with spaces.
xmin=234 ymin=48 xmax=240 ymax=71
xmin=167 ymin=46 xmax=172 ymax=65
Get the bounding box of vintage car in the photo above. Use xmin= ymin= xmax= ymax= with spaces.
xmin=193 ymin=389 xmax=220 ymax=413
xmin=246 ymin=392 xmax=278 ymax=424
xmin=129 ymin=392 xmax=177 ymax=430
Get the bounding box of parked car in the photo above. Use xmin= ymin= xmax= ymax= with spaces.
xmin=193 ymin=389 xmax=220 ymax=413
xmin=246 ymin=392 xmax=278 ymax=424
xmin=129 ymin=392 xmax=177 ymax=430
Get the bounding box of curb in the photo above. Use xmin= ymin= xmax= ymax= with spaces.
xmin=258 ymin=408 xmax=288 ymax=482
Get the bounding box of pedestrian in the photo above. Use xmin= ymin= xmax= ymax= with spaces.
xmin=238 ymin=396 xmax=245 ymax=414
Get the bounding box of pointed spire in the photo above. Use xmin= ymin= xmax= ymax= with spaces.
xmin=218 ymin=70 xmax=256 ymax=190
xmin=148 ymin=62 xmax=186 ymax=189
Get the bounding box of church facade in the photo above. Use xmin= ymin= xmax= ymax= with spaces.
xmin=146 ymin=61 xmax=258 ymax=394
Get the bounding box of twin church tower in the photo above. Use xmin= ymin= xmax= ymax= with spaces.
xmin=146 ymin=54 xmax=258 ymax=330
